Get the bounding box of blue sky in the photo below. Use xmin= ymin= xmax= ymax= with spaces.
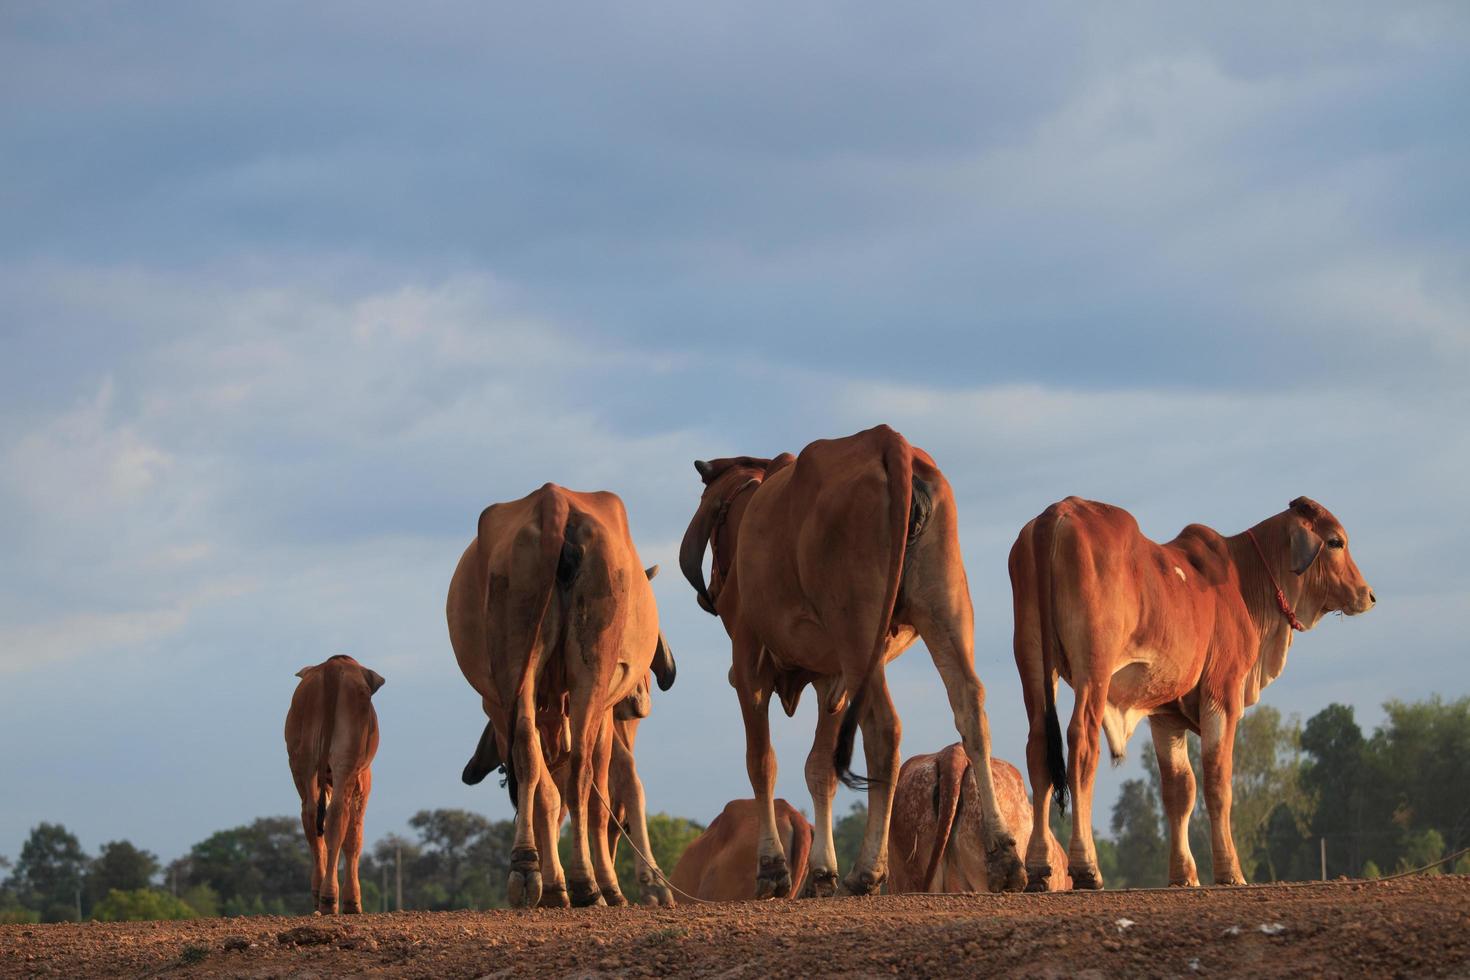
xmin=2 ymin=2 xmax=1467 ymax=868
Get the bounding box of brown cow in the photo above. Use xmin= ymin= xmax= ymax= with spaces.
xmin=680 ymin=425 xmax=1026 ymax=897
xmin=670 ymin=799 xmax=813 ymax=902
xmin=447 ymin=483 xmax=675 ymax=907
xmin=284 ymin=654 xmax=384 ymax=915
xmin=888 ymin=745 xmax=1069 ymax=893
xmin=1011 ymin=496 xmax=1374 ymax=889
xmin=460 ymin=672 xmax=677 ymax=907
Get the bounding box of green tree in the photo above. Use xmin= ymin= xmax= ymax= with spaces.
xmin=1396 ymin=828 xmax=1446 ymax=875
xmin=408 ymin=808 xmax=499 ymax=909
xmin=179 ymin=816 xmax=312 ymax=916
xmin=833 ymin=801 xmax=867 ymax=876
xmin=1301 ymin=703 xmax=1369 ymax=877
xmin=92 ymin=888 xmax=198 ymax=922
xmin=85 ymin=841 xmax=160 ymax=913
xmin=1109 ymin=779 xmax=1166 ymax=887
xmin=12 ymin=823 xmax=87 ymax=921
xmin=1369 ymin=697 xmax=1470 ymax=859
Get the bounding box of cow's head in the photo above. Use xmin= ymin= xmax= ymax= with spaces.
xmin=1279 ymin=496 xmax=1375 ymax=624
xmin=679 ymin=455 xmax=781 ymax=615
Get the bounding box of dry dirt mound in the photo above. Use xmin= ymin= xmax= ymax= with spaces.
xmin=3 ymin=875 xmax=1468 ymax=978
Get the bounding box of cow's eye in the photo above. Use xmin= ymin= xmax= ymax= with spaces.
xmin=1327 ymin=538 xmax=1344 ymax=550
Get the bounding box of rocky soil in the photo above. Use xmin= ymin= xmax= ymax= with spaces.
xmin=3 ymin=875 xmax=1468 ymax=978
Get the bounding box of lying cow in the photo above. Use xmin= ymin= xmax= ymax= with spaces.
xmin=680 ymin=425 xmax=1025 ymax=897
xmin=888 ymin=745 xmax=1068 ymax=893
xmin=670 ymin=799 xmax=813 ymax=902
xmin=447 ymin=484 xmax=675 ymax=907
xmin=284 ymin=654 xmax=385 ymax=914
xmin=1011 ymin=496 xmax=1374 ymax=889
xmin=460 ymin=671 xmax=676 ymax=907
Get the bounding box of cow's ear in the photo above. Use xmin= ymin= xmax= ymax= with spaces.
xmin=652 ymin=632 xmax=676 ymax=691
xmin=1290 ymin=523 xmax=1323 ymax=575
xmin=644 ymin=564 xmax=659 ymax=580
xmin=362 ymin=668 xmax=386 ymax=695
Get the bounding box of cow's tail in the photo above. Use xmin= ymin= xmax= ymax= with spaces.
xmin=1032 ymin=504 xmax=1069 ymax=814
xmin=922 ymin=747 xmax=967 ymax=891
xmin=786 ymin=812 xmax=813 ymax=899
xmin=314 ymin=662 xmax=341 ymax=836
xmin=834 ymin=434 xmax=914 ymax=790
xmin=491 ymin=484 xmax=572 ymax=812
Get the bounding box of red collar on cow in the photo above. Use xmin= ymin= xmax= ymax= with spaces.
xmin=1245 ymin=529 xmax=1307 ymax=632
xmin=710 ymin=477 xmax=761 ymax=582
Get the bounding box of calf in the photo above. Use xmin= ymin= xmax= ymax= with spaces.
xmin=285 ymin=654 xmax=384 ymax=915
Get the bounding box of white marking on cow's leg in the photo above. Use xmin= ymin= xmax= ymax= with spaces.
xmin=845 ymin=677 xmax=900 ymax=896
xmin=803 ymin=689 xmax=843 ymax=897
xmin=1200 ymin=703 xmax=1246 ymax=885
xmin=1148 ymin=715 xmax=1200 ymax=887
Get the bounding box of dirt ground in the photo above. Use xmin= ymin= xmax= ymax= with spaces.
xmin=3 ymin=875 xmax=1467 ymax=979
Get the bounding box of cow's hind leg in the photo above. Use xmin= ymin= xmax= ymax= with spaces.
xmin=340 ymin=769 xmax=371 ymax=913
xmin=506 ymin=687 xmax=548 ymax=909
xmin=589 ymin=716 xmax=627 ymax=906
xmin=735 ymin=636 xmax=789 ymax=898
xmin=318 ymin=781 xmax=351 ymax=914
xmin=533 ymin=775 xmax=569 ymax=908
xmin=611 ymin=733 xmax=674 ymax=907
xmin=1064 ymin=675 xmax=1109 ymax=890
xmin=841 ymin=675 xmax=900 ymax=896
xmin=1149 ymin=714 xmax=1200 ymax=887
xmin=563 ymin=672 xmax=609 ymax=908
xmin=297 ymin=775 xmax=328 ymax=912
xmin=916 ymin=618 xmax=1028 ymax=893
xmin=802 ymin=680 xmax=843 ymax=898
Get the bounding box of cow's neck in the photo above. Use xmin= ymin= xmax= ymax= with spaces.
xmin=1227 ymin=530 xmax=1302 ymax=707
xmin=709 ymin=477 xmax=760 ymax=591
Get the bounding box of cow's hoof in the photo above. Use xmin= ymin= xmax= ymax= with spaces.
xmin=755 ymin=854 xmax=792 ymax=899
xmin=570 ymin=881 xmax=606 ymax=908
xmin=1214 ymin=873 xmax=1246 ymax=886
xmin=601 ymin=887 xmax=628 ymax=907
xmin=1024 ymin=866 xmax=1052 ymax=893
xmin=539 ymin=882 xmax=570 ymax=909
xmin=316 ymin=892 xmax=338 ymax=915
xmin=642 ymin=882 xmax=675 ymax=908
xmin=1169 ymin=877 xmax=1202 ymax=888
xmin=840 ymin=869 xmax=884 ymax=896
xmin=341 ymin=902 xmax=362 ymax=915
xmin=987 ymin=837 xmax=1028 ymax=893
xmin=508 ymin=869 xmax=544 ymax=908
xmin=1069 ymin=865 xmax=1104 ymax=890
xmin=802 ymin=869 xmax=839 ymax=898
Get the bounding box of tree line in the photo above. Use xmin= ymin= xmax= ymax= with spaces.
xmin=2 ymin=694 xmax=1465 ymax=922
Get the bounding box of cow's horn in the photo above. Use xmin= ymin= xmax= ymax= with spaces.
xmin=679 ymin=492 xmax=720 ymax=616
xmin=694 ymin=459 xmax=714 ymax=481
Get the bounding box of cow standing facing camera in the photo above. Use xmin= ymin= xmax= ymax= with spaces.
xmin=285 ymin=654 xmax=385 ymax=915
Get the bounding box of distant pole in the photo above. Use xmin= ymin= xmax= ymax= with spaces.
xmin=75 ymin=885 xmax=82 ymax=922
xmin=1320 ymin=837 xmax=1327 ymax=881
xmin=381 ymin=863 xmax=387 ymax=913
xmin=395 ymin=844 xmax=403 ymax=911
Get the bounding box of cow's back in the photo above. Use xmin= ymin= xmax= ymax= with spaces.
xmin=670 ymin=799 xmax=810 ymax=902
